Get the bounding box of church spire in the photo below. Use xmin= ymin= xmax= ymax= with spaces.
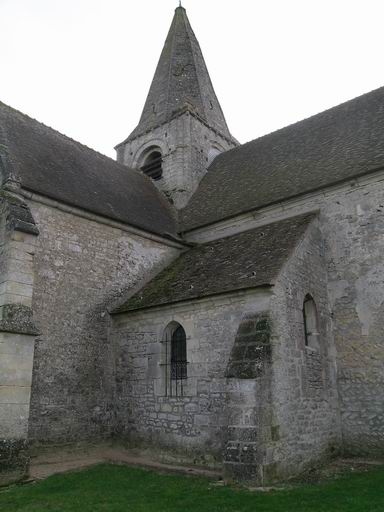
xmin=126 ymin=6 xmax=235 ymax=143
xmin=116 ymin=7 xmax=237 ymax=209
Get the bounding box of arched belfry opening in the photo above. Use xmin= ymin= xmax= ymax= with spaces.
xmin=140 ymin=149 xmax=163 ymax=181
xmin=114 ymin=6 xmax=238 ymax=208
xmin=207 ymin=146 xmax=222 ymax=167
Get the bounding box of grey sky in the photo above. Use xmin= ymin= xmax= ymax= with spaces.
xmin=1 ymin=0 xmax=384 ymax=158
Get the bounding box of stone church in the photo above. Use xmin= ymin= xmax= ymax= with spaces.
xmin=1 ymin=6 xmax=383 ymax=486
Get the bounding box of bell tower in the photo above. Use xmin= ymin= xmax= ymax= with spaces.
xmin=115 ymin=6 xmax=237 ymax=208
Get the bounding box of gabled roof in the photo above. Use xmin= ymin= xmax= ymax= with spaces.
xmin=0 ymin=101 xmax=177 ymax=238
xmin=119 ymin=6 xmax=235 ymax=145
xmin=113 ymin=213 xmax=315 ymax=313
xmin=180 ymin=86 xmax=384 ymax=232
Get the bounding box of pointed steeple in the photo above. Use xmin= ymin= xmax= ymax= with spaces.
xmin=127 ymin=6 xmax=235 ymax=143
xmin=116 ymin=8 xmax=237 ymax=209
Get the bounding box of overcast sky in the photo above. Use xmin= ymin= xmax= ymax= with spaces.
xmin=1 ymin=0 xmax=384 ymax=158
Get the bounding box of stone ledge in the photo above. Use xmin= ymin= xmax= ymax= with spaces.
xmin=0 ymin=304 xmax=38 ymax=336
xmin=1 ymin=189 xmax=39 ymax=236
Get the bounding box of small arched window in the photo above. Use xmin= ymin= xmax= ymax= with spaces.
xmin=140 ymin=150 xmax=163 ymax=180
xmin=171 ymin=325 xmax=187 ymax=381
xmin=303 ymin=294 xmax=320 ymax=349
xmin=162 ymin=322 xmax=187 ymax=397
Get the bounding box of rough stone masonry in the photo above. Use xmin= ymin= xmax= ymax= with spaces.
xmin=1 ymin=5 xmax=384 ymax=487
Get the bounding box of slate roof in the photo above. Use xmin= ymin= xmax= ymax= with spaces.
xmin=117 ymin=7 xmax=236 ymax=145
xmin=180 ymin=86 xmax=384 ymax=232
xmin=113 ymin=213 xmax=315 ymax=313
xmin=0 ymin=101 xmax=177 ymax=238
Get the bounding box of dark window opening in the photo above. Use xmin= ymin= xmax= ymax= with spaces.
xmin=141 ymin=151 xmax=163 ymax=180
xmin=171 ymin=325 xmax=187 ymax=380
xmin=303 ymin=294 xmax=319 ymax=349
xmin=162 ymin=322 xmax=188 ymax=397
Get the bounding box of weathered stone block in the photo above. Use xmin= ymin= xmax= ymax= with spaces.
xmin=226 ymin=427 xmax=258 ymax=442
xmin=0 ymin=439 xmax=29 ymax=486
xmin=0 ymin=304 xmax=38 ymax=335
xmin=224 ymin=442 xmax=240 ymax=463
xmin=224 ymin=461 xmax=260 ymax=484
xmin=240 ymin=443 xmax=259 ymax=464
xmin=0 ymin=386 xmax=30 ymax=405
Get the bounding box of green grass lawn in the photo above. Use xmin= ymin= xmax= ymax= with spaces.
xmin=0 ymin=463 xmax=384 ymax=512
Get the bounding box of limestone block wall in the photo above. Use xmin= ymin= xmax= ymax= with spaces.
xmin=110 ymin=289 xmax=271 ymax=467
xmin=0 ymin=222 xmax=37 ymax=310
xmin=0 ymin=333 xmax=35 ymax=484
xmin=27 ymin=199 xmax=179 ymax=446
xmin=117 ymin=112 xmax=235 ymax=208
xmin=186 ymin=173 xmax=384 ymax=457
xmin=268 ymin=220 xmax=340 ymax=480
xmin=0 ymin=192 xmax=39 ymax=484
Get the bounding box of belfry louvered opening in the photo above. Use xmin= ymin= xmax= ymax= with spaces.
xmin=140 ymin=151 xmax=163 ymax=180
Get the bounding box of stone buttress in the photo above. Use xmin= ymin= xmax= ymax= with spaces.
xmin=0 ymin=169 xmax=39 ymax=485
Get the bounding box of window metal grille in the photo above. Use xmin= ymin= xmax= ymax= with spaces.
xmin=162 ymin=324 xmax=188 ymax=397
xmin=171 ymin=325 xmax=187 ymax=381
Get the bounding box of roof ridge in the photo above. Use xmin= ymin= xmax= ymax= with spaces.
xmin=0 ymin=100 xmax=178 ymax=236
xmin=181 ymin=10 xmax=231 ymax=135
xmin=196 ymin=211 xmax=316 ymax=246
xmin=181 ymin=84 xmax=384 ymax=232
xmin=0 ymin=100 xmax=126 ymax=170
xmin=180 ymin=8 xmax=208 ymax=123
xmin=222 ymin=85 xmax=384 ymax=159
xmin=164 ymin=7 xmax=179 ymax=123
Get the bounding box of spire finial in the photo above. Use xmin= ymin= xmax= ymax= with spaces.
xmin=179 ymin=1 xmax=182 ymax=7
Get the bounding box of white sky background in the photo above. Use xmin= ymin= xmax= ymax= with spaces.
xmin=1 ymin=0 xmax=384 ymax=158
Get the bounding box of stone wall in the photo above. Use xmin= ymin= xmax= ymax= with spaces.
xmin=27 ymin=199 xmax=179 ymax=446
xmin=110 ymin=289 xmax=271 ymax=467
xmin=268 ymin=220 xmax=340 ymax=480
xmin=185 ymin=172 xmax=384 ymax=457
xmin=0 ymin=334 xmax=34 ymax=485
xmin=0 ymin=190 xmax=39 ymax=484
xmin=110 ymin=219 xmax=340 ymax=485
xmin=117 ymin=112 xmax=235 ymax=208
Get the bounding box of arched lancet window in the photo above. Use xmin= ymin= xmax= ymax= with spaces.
xmin=163 ymin=322 xmax=187 ymax=397
xmin=140 ymin=150 xmax=163 ymax=180
xmin=303 ymin=294 xmax=320 ymax=350
xmin=171 ymin=325 xmax=187 ymax=381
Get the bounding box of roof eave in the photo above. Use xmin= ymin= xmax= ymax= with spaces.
xmin=110 ymin=283 xmax=274 ymax=316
